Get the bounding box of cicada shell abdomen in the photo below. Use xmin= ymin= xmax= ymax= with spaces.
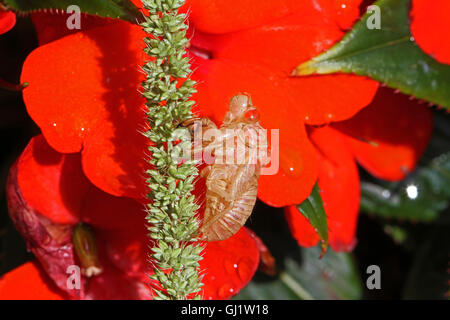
xmin=200 ymin=164 xmax=258 ymax=241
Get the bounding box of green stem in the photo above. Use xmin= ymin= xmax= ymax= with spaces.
xmin=140 ymin=0 xmax=203 ymax=300
xmin=279 ymin=272 xmax=314 ymax=300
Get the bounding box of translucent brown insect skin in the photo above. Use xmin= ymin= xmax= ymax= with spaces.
xmin=193 ymin=95 xmax=269 ymax=242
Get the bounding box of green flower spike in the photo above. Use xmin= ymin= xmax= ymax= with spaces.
xmin=140 ymin=0 xmax=204 ymax=300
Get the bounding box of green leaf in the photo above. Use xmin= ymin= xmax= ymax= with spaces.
xmin=403 ymin=225 xmax=450 ymax=299
xmin=293 ymin=0 xmax=450 ymax=110
xmin=361 ymin=151 xmax=450 ymax=222
xmin=1 ymin=0 xmax=141 ymax=23
xmin=234 ymin=246 xmax=363 ymax=300
xmin=297 ymin=183 xmax=328 ymax=255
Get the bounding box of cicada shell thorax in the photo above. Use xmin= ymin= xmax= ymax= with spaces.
xmin=199 ymin=94 xmax=268 ymax=242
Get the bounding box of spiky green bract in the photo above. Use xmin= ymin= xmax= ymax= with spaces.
xmin=140 ymin=0 xmax=203 ymax=300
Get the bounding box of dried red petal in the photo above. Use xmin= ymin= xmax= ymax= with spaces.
xmin=201 ymin=227 xmax=259 ymax=300
xmin=333 ymin=88 xmax=433 ymax=181
xmin=6 ymin=167 xmax=81 ymax=297
xmin=21 ymin=22 xmax=149 ymax=198
xmin=0 ymin=10 xmax=15 ymax=35
xmin=411 ymin=0 xmax=450 ymax=64
xmin=0 ymin=262 xmax=65 ymax=300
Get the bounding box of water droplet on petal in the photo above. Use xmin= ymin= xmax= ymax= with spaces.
xmin=224 ymin=259 xmax=238 ymax=275
xmin=280 ymin=149 xmax=304 ymax=179
xmin=218 ymin=283 xmax=235 ymax=298
xmin=53 ymin=123 xmax=57 ymax=127
xmin=237 ymin=257 xmax=254 ymax=282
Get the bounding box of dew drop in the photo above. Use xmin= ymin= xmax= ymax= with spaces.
xmin=53 ymin=123 xmax=57 ymax=127
xmin=280 ymin=149 xmax=304 ymax=179
xmin=341 ymin=4 xmax=346 ymax=9
xmin=224 ymin=259 xmax=238 ymax=275
xmin=217 ymin=284 xmax=235 ymax=298
xmin=237 ymin=257 xmax=254 ymax=282
xmin=410 ymin=36 xmax=415 ymax=42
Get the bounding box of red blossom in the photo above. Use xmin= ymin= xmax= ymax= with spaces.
xmin=22 ymin=0 xmax=378 ymax=207
xmin=0 ymin=135 xmax=260 ymax=299
xmin=285 ymin=87 xmax=432 ymax=250
xmin=1 ymin=0 xmax=434 ymax=299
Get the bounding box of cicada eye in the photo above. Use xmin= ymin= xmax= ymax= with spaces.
xmin=229 ymin=95 xmax=250 ymax=115
xmin=244 ymin=109 xmax=260 ymax=123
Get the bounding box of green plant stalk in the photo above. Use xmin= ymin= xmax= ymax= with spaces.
xmin=140 ymin=0 xmax=203 ymax=300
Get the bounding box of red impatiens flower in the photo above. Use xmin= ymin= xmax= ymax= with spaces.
xmin=0 ymin=10 xmax=15 ymax=35
xmin=0 ymin=135 xmax=260 ymax=299
xmin=0 ymin=0 xmax=433 ymax=299
xmin=285 ymin=87 xmax=432 ymax=251
xmin=21 ymin=0 xmax=378 ymax=209
xmin=411 ymin=0 xmax=450 ymax=65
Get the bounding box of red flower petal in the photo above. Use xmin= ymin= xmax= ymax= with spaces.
xmin=15 ymin=134 xmax=147 ymax=230
xmin=192 ymin=58 xmax=318 ymax=206
xmin=191 ymin=10 xmax=378 ymax=125
xmin=31 ymin=12 xmax=117 ymax=45
xmin=84 ymin=262 xmax=152 ymax=300
xmin=285 ymin=127 xmax=360 ymax=251
xmin=333 ymin=88 xmax=433 ymax=181
xmin=0 ymin=10 xmax=15 ymax=35
xmin=184 ymin=0 xmax=301 ymax=34
xmin=332 ymin=0 xmax=364 ymax=30
xmin=411 ymin=0 xmax=450 ymax=64
xmin=81 ymin=186 xmax=146 ymax=230
xmin=183 ymin=0 xmax=362 ymax=34
xmin=285 ymin=205 xmax=319 ymax=247
xmin=21 ymin=22 xmax=149 ymax=198
xmin=0 ymin=262 xmax=65 ymax=300
xmin=16 ymin=135 xmax=88 ymax=224
xmin=98 ymin=220 xmax=149 ymax=283
xmin=201 ymin=227 xmax=259 ymax=300
xmin=309 ymin=126 xmax=359 ymax=251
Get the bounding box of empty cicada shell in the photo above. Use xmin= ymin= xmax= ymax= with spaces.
xmin=190 ymin=94 xmax=270 ymax=241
